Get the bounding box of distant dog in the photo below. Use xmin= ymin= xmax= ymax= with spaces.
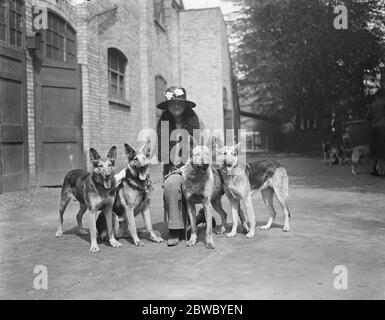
xmin=350 ymin=145 xmax=385 ymax=175
xmin=55 ymin=147 xmax=120 ymax=253
xmin=322 ymin=140 xmax=345 ymax=165
xmin=351 ymin=145 xmax=370 ymax=175
xmin=220 ymin=144 xmax=291 ymax=238
xmin=96 ymin=140 xmax=164 ymax=246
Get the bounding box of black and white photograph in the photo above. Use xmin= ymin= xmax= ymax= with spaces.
xmin=0 ymin=0 xmax=384 ymax=303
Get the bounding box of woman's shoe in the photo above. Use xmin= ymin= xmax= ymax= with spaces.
xmin=167 ymin=229 xmax=180 ymax=246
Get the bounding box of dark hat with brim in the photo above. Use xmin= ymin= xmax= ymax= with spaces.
xmin=156 ymin=86 xmax=196 ymax=110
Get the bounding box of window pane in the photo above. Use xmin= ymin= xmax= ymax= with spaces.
xmin=16 ymin=13 xmax=22 ymax=30
xmin=48 ymin=14 xmax=53 ymax=29
xmin=119 ymin=75 xmax=125 ymax=98
xmin=0 ymin=24 xmax=5 ymax=42
xmin=110 ymin=72 xmax=118 ymax=97
xmin=58 ymin=49 xmax=64 ymax=61
xmin=57 ymin=20 xmax=61 ymax=33
xmin=10 ymin=30 xmax=15 ymax=45
xmin=46 ymin=45 xmax=52 ymax=59
xmin=52 ymin=16 xmax=57 ymax=31
xmin=109 ymin=54 xmax=118 ymax=71
xmin=67 ymin=39 xmax=74 ymax=55
xmin=46 ymin=30 xmax=52 ymax=44
xmin=10 ymin=11 xmax=15 ymax=28
xmin=0 ymin=5 xmax=5 ymax=24
xmin=118 ymin=60 xmax=126 ymax=74
xmin=16 ymin=31 xmax=21 ymax=47
xmin=58 ymin=35 xmax=64 ymax=49
xmin=53 ymin=33 xmax=58 ymax=46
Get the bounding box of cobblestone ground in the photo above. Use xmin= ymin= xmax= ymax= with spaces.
xmin=0 ymin=152 xmax=384 ymax=300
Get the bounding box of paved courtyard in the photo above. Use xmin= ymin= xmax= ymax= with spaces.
xmin=0 ymin=152 xmax=384 ymax=300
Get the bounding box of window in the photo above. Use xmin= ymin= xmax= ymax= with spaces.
xmin=155 ymin=75 xmax=167 ymax=122
xmin=0 ymin=0 xmax=25 ymax=48
xmin=223 ymin=87 xmax=229 ymax=110
xmin=108 ymin=48 xmax=127 ymax=100
xmin=0 ymin=0 xmax=6 ymax=42
xmin=154 ymin=0 xmax=166 ymax=27
xmin=44 ymin=12 xmax=76 ymax=63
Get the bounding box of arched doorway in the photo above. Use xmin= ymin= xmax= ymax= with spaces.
xmin=34 ymin=10 xmax=83 ymax=186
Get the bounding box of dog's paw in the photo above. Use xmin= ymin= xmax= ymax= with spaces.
xmin=260 ymin=225 xmax=270 ymax=231
xmin=90 ymin=244 xmax=100 ymax=253
xmin=134 ymin=240 xmax=145 ymax=247
xmin=206 ymin=242 xmax=215 ymax=250
xmin=246 ymin=232 xmax=255 ymax=238
xmin=243 ymin=223 xmax=250 ymax=233
xmin=55 ymin=231 xmax=63 ymax=238
xmin=150 ymin=235 xmax=164 ymax=243
xmin=186 ymin=239 xmax=197 ymax=247
xmin=283 ymin=225 xmax=290 ymax=232
xmin=227 ymin=232 xmax=237 ymax=238
xmin=215 ymin=227 xmax=226 ymax=235
xmin=109 ymin=239 xmax=122 ymax=248
xmin=78 ymin=228 xmax=89 ymax=236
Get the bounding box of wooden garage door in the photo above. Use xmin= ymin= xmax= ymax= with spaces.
xmin=0 ymin=0 xmax=28 ymax=193
xmin=35 ymin=11 xmax=83 ymax=186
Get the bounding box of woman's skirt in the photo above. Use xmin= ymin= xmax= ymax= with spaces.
xmin=370 ymin=127 xmax=385 ymax=158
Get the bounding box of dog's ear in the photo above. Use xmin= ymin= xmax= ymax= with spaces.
xmin=124 ymin=143 xmax=137 ymax=160
xmin=90 ymin=148 xmax=101 ymax=165
xmin=107 ymin=146 xmax=117 ymax=165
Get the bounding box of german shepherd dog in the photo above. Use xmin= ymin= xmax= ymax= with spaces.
xmin=220 ymin=144 xmax=291 ymax=238
xmin=322 ymin=140 xmax=345 ymax=165
xmin=350 ymin=145 xmax=385 ymax=175
xmin=55 ymin=147 xmax=121 ymax=253
xmin=96 ymin=140 xmax=164 ymax=246
xmin=351 ymin=145 xmax=370 ymax=175
xmin=181 ymin=143 xmax=224 ymax=249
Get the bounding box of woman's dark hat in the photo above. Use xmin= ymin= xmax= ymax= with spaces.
xmin=156 ymin=86 xmax=196 ymax=110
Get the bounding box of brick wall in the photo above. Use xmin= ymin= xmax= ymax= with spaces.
xmin=179 ymin=8 xmax=230 ymax=133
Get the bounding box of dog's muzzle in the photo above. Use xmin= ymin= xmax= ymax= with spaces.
xmin=103 ymin=177 xmax=112 ymax=189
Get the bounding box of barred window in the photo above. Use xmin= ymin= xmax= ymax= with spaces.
xmin=0 ymin=0 xmax=25 ymax=48
xmin=108 ymin=48 xmax=127 ymax=100
xmin=44 ymin=12 xmax=77 ymax=63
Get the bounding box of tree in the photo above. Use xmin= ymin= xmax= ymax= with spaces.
xmin=226 ymin=0 xmax=385 ymax=131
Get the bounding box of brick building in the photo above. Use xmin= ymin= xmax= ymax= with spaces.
xmin=0 ymin=0 xmax=238 ymax=193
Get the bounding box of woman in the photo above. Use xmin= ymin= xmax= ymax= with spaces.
xmin=156 ymin=86 xmax=213 ymax=246
xmin=365 ymin=88 xmax=385 ymax=176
